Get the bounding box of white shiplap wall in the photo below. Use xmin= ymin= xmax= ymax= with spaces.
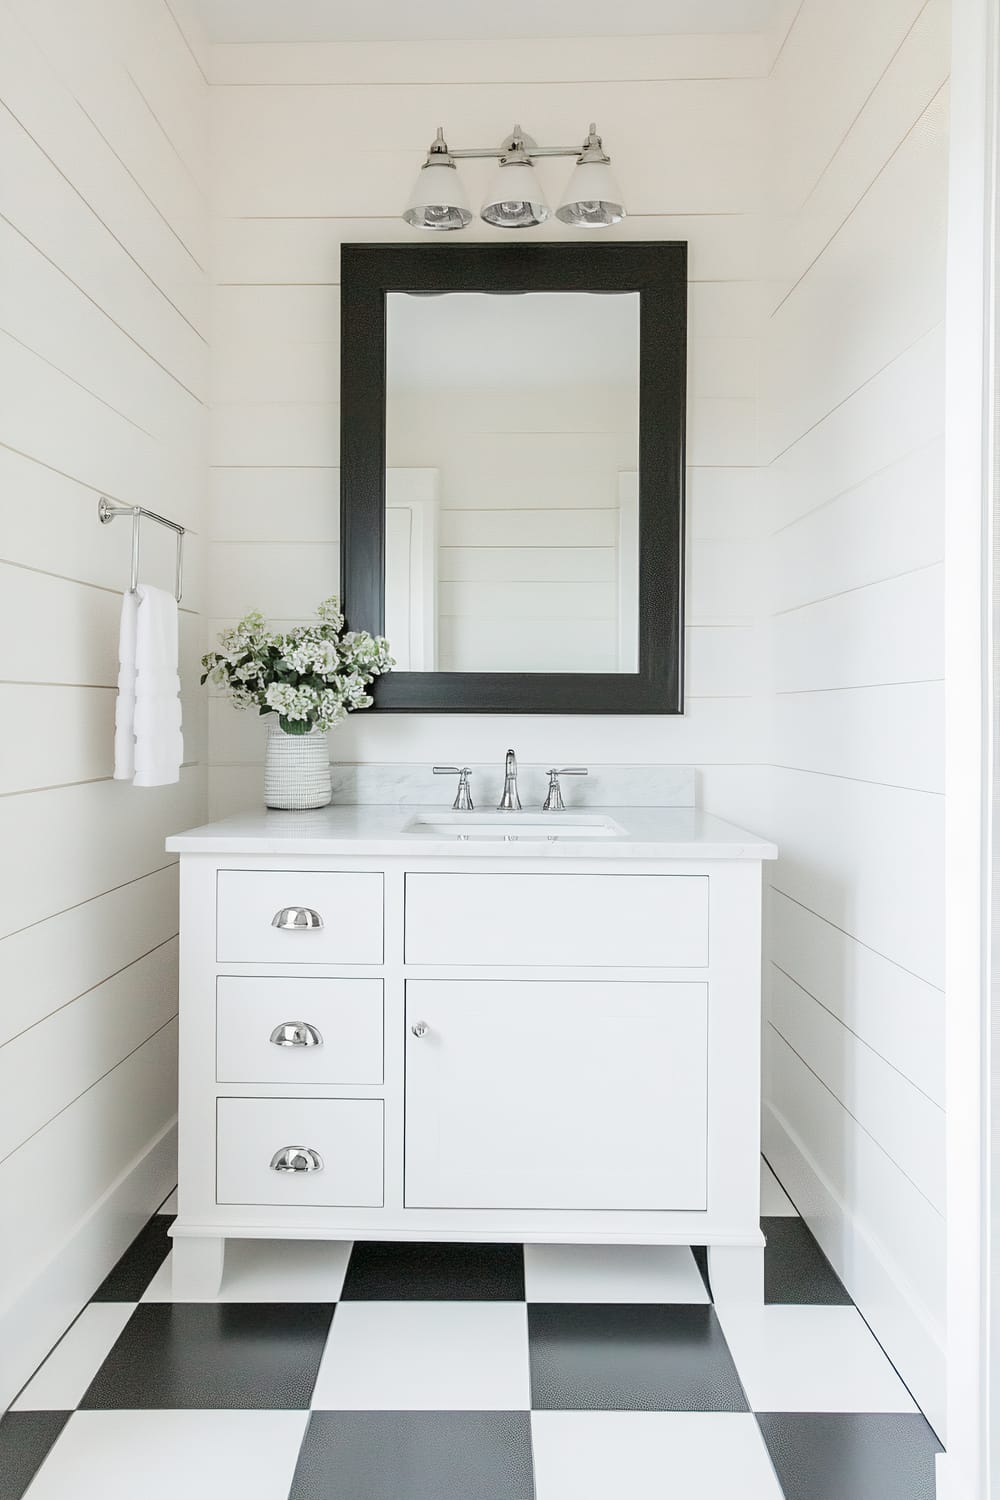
xmin=759 ymin=0 xmax=949 ymax=1435
xmin=206 ymin=38 xmax=768 ymax=815
xmin=0 ymin=0 xmax=208 ymax=1407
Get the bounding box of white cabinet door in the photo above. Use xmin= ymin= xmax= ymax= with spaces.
xmin=404 ymin=981 xmax=708 ymax=1211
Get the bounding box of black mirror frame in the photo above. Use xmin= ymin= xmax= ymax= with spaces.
xmin=340 ymin=241 xmax=687 ymax=714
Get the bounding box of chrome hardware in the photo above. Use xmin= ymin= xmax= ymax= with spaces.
xmin=411 ymin=1020 xmax=429 ymax=1038
xmin=433 ymin=765 xmax=474 ymax=810
xmin=542 ymin=767 xmax=589 ymax=812
xmin=269 ymin=1022 xmax=323 ymax=1048
xmin=271 ymin=906 xmax=323 ymax=931
xmin=269 ymin=1146 xmax=324 ymax=1173
xmin=497 ymin=748 xmax=521 ymax=811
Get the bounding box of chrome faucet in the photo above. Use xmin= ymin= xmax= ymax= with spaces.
xmin=497 ymin=748 xmax=521 ymax=811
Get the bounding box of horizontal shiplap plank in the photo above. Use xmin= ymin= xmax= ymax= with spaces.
xmin=770 ymin=564 xmax=943 ymax=694
xmin=209 ymin=465 xmax=338 ymax=541
xmin=0 ymin=1021 xmax=178 ymax=1307
xmin=760 ymin=86 xmax=947 ymax=462
xmin=0 ymin=767 xmax=204 ymax=941
xmin=440 ymin=547 xmax=616 ymax=584
xmin=5 ymin=0 xmax=208 ymax=268
xmin=766 ymin=767 xmax=943 ymax=987
xmin=208 ymin=541 xmax=338 ymax=619
xmin=208 ymin=34 xmax=770 ymax=85
xmin=439 ymin=579 xmax=617 ymax=622
xmin=765 ymin=325 xmax=943 ymax=536
xmin=0 ymin=331 xmax=200 ymax=519
xmin=439 ymin=617 xmax=619 ymax=673
xmin=209 ymin=403 xmax=338 ymax=466
xmin=773 ymin=0 xmax=932 ymax=205
xmin=768 ymin=440 xmax=943 ymax=614
xmin=768 ymin=965 xmax=944 ymax=1209
xmin=766 ymin=1027 xmax=943 ymax=1325
xmin=0 ymin=866 xmax=178 ymax=1048
xmin=770 ymin=681 xmax=944 ymax=793
xmin=773 ymin=0 xmax=949 ymax=294
xmin=0 ymin=6 xmax=207 ymax=340
xmin=768 ymin=887 xmax=944 ymax=1105
xmin=212 ymin=212 xmax=765 ymax=286
xmin=0 ymin=218 xmax=204 ymax=444
xmin=438 ymin=509 xmax=617 ymax=548
xmin=688 ymin=539 xmax=761 ymax=623
xmin=211 ymin=81 xmax=766 ymax=218
xmin=0 ymin=939 xmax=178 ymax=1163
xmin=0 ymin=567 xmax=205 ymax=693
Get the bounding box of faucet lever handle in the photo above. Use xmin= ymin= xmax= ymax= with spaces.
xmin=542 ymin=766 xmax=588 ymax=813
xmin=433 ymin=765 xmax=474 ymax=811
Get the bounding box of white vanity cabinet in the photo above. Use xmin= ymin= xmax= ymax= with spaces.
xmin=166 ymin=807 xmax=776 ymax=1303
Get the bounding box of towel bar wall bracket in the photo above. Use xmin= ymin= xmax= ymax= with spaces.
xmin=98 ymin=497 xmax=185 ymax=603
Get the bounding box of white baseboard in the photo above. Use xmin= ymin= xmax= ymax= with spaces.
xmin=0 ymin=1118 xmax=177 ymax=1412
xmin=763 ymin=1102 xmax=946 ymax=1442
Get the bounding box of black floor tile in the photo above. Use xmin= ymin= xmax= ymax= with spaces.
xmin=90 ymin=1215 xmax=174 ymax=1302
xmin=289 ymin=1411 xmax=535 ymax=1500
xmin=340 ymin=1241 xmax=526 ymax=1300
xmin=0 ymin=1411 xmax=70 ymax=1500
xmin=757 ymin=1412 xmax=942 ymax=1500
xmin=79 ymin=1303 xmax=335 ymax=1410
xmin=763 ymin=1218 xmax=853 ymax=1305
xmin=528 ymin=1303 xmax=749 ymax=1412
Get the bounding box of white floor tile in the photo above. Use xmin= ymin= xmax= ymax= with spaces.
xmin=12 ymin=1305 xmax=135 ymax=1411
xmin=142 ymin=1239 xmax=352 ymax=1302
xmin=760 ymin=1159 xmax=797 ymax=1216
xmin=20 ymin=1411 xmax=308 ymax=1500
xmin=158 ymin=1188 xmax=178 ymax=1214
xmin=532 ymin=1411 xmax=784 ymax=1499
xmin=716 ymin=1305 xmax=919 ymax=1413
xmin=311 ymin=1301 xmax=531 ymax=1410
xmin=523 ymin=1243 xmax=709 ymax=1304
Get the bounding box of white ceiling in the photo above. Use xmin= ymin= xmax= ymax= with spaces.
xmin=196 ymin=0 xmax=781 ymax=45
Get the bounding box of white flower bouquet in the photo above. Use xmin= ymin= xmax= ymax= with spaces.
xmin=201 ymin=596 xmax=393 ymax=734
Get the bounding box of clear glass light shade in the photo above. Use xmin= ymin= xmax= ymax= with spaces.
xmin=556 ymin=159 xmax=627 ymax=227
xmin=402 ymin=161 xmax=472 ymax=231
xmin=480 ymin=160 xmax=550 ymax=228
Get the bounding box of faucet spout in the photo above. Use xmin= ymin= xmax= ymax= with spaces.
xmin=497 ymin=747 xmax=521 ymax=811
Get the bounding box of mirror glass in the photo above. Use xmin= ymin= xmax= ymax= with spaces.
xmin=384 ymin=291 xmax=640 ymax=673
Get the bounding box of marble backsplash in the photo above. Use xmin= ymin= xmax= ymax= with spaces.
xmin=329 ymin=763 xmax=696 ymax=809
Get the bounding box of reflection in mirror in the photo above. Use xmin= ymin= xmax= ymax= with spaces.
xmin=385 ymin=291 xmax=639 ymax=673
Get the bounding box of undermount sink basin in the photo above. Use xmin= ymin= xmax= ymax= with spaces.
xmin=403 ymin=812 xmax=625 ymax=841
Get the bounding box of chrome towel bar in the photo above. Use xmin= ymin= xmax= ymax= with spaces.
xmin=98 ymin=496 xmax=185 ymax=602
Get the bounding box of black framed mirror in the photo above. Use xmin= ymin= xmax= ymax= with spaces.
xmin=340 ymin=241 xmax=686 ymax=713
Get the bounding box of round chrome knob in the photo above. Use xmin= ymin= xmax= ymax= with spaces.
xmin=411 ymin=1021 xmax=429 ymax=1038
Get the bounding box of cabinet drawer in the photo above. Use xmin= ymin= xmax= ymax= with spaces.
xmin=217 ymin=1098 xmax=384 ymax=1207
xmin=405 ymin=980 xmax=708 ymax=1210
xmin=216 ymin=978 xmax=383 ymax=1084
xmin=216 ymin=871 xmax=383 ymax=964
xmin=405 ymin=874 xmax=708 ymax=967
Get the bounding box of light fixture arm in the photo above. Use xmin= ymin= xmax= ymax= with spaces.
xmin=434 ymin=122 xmax=611 ymax=163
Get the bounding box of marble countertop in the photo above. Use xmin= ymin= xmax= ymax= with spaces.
xmin=166 ymin=804 xmax=777 ymax=860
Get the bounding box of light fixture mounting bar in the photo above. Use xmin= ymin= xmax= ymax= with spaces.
xmin=448 ymin=144 xmax=581 ymax=160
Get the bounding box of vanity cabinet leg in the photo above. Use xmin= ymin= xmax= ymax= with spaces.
xmin=170 ymin=1236 xmax=225 ymax=1299
xmin=706 ymin=1244 xmax=764 ymax=1306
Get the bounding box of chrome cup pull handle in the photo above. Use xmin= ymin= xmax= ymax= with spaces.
xmin=269 ymin=1022 xmax=323 ymax=1048
xmin=269 ymin=1146 xmax=324 ymax=1173
xmin=272 ymin=906 xmax=323 ymax=931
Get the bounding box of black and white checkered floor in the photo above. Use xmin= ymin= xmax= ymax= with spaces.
xmin=1 ymin=1162 xmax=941 ymax=1499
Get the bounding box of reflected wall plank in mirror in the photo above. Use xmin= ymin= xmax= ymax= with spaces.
xmin=340 ymin=242 xmax=686 ymax=713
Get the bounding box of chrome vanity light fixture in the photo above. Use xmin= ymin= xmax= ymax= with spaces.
xmin=402 ymin=121 xmax=626 ymax=231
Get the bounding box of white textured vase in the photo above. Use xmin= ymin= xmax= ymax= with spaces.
xmin=263 ymin=719 xmax=332 ymax=810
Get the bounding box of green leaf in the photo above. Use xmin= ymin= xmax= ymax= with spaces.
xmin=279 ymin=716 xmax=311 ymax=735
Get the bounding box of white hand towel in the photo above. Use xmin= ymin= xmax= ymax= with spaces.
xmin=132 ymin=584 xmax=184 ymax=787
xmin=113 ymin=590 xmax=138 ymax=780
